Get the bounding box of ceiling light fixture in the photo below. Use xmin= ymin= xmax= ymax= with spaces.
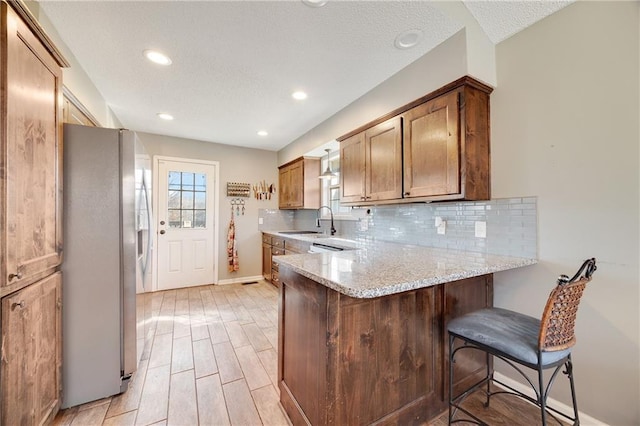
xmin=257 ymin=130 xmax=269 ymax=137
xmin=292 ymin=91 xmax=308 ymax=100
xmin=157 ymin=113 xmax=174 ymax=121
xmin=302 ymin=0 xmax=328 ymax=7
xmin=319 ymin=149 xmax=337 ymax=179
xmin=394 ymin=29 xmax=424 ymax=50
xmin=144 ymin=49 xmax=172 ymax=66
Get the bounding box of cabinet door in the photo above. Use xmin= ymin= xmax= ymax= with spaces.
xmin=403 ymin=90 xmax=460 ymax=198
xmin=287 ymin=160 xmax=304 ymax=208
xmin=278 ymin=166 xmax=291 ymax=209
xmin=365 ymin=116 xmax=403 ymax=201
xmin=262 ymin=243 xmax=272 ymax=281
xmin=2 ymin=5 xmax=63 ymax=288
xmin=339 ymin=132 xmax=366 ymax=203
xmin=1 ymin=272 xmax=62 ymax=425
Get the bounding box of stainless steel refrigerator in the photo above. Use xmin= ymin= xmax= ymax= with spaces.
xmin=62 ymin=124 xmax=153 ymax=408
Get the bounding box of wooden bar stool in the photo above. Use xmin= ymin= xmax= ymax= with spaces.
xmin=447 ymin=258 xmax=597 ymax=425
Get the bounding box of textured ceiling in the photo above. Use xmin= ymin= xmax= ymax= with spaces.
xmin=38 ymin=0 xmax=573 ymax=152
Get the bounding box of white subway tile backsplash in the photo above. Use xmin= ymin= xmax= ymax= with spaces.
xmin=260 ymin=197 xmax=537 ymax=259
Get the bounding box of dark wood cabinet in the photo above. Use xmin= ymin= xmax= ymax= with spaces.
xmin=262 ymin=233 xmax=312 ymax=287
xmin=1 ymin=2 xmax=65 ymax=294
xmin=339 ymin=76 xmax=492 ymax=206
xmin=339 ymin=132 xmax=366 ymax=203
xmin=1 ymin=272 xmax=62 ymax=425
xmin=403 ymin=90 xmax=460 ymax=198
xmin=262 ymin=241 xmax=273 ymax=282
xmin=340 ymin=117 xmax=402 ymax=204
xmin=278 ymin=267 xmax=493 ymax=425
xmin=278 ymin=157 xmax=321 ymax=209
xmin=0 ymin=3 xmax=68 ymax=423
xmin=403 ymin=83 xmax=490 ymax=201
xmin=261 ymin=234 xmax=285 ymax=287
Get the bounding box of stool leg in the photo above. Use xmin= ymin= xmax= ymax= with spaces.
xmin=484 ymin=351 xmax=491 ymax=408
xmin=566 ymin=355 xmax=580 ymax=426
xmin=448 ymin=334 xmax=455 ymax=424
xmin=538 ymin=363 xmax=547 ymax=426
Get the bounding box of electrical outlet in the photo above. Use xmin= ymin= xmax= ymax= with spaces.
xmin=258 ymin=217 xmax=264 ymax=225
xmin=475 ymin=221 xmax=486 ymax=238
xmin=437 ymin=220 xmax=446 ymax=235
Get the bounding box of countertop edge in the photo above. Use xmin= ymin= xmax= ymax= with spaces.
xmin=277 ymin=255 xmax=537 ymax=298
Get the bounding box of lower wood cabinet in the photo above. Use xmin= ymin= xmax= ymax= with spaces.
xmin=262 ymin=241 xmax=273 ymax=282
xmin=262 ymin=234 xmax=312 ymax=287
xmin=262 ymin=234 xmax=285 ymax=287
xmin=1 ymin=272 xmax=62 ymax=425
xmin=278 ymin=268 xmax=493 ymax=425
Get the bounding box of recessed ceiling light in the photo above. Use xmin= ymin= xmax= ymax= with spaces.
xmin=144 ymin=49 xmax=172 ymax=66
xmin=292 ymin=91 xmax=308 ymax=100
xmin=302 ymin=0 xmax=328 ymax=7
xmin=257 ymin=130 xmax=269 ymax=137
xmin=394 ymin=29 xmax=424 ymax=50
xmin=157 ymin=113 xmax=174 ymax=121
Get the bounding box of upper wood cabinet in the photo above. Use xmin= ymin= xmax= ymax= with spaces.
xmin=340 ymin=117 xmax=403 ymax=203
xmin=1 ymin=2 xmax=66 ymax=295
xmin=339 ymin=132 xmax=365 ymax=203
xmin=339 ymin=77 xmax=492 ymax=206
xmin=278 ymin=157 xmax=320 ymax=209
xmin=403 ymin=90 xmax=460 ymax=198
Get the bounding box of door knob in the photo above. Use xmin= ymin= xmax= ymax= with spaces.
xmin=160 ymin=230 xmax=166 ymax=235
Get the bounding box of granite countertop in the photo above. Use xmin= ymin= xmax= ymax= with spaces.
xmin=266 ymin=231 xmax=537 ymax=299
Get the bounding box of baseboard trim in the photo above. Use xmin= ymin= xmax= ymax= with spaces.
xmin=493 ymin=372 xmax=608 ymax=426
xmin=217 ymin=275 xmax=264 ymax=286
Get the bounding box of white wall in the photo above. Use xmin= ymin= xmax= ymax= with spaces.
xmin=26 ymin=1 xmax=121 ymax=128
xmin=137 ymin=132 xmax=279 ymax=284
xmin=278 ymin=30 xmax=469 ymax=165
xmin=491 ymin=2 xmax=639 ymax=424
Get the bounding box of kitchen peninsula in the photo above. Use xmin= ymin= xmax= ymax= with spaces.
xmin=273 ymin=235 xmax=536 ymax=425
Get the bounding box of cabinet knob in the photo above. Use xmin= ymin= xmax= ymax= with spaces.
xmin=404 ymin=192 xmax=410 ymax=196
xmin=8 ymin=272 xmax=23 ymax=281
xmin=160 ymin=230 xmax=166 ymax=235
xmin=11 ymin=301 xmax=25 ymax=310
xmin=361 ymin=196 xmax=366 ymax=200
xmin=160 ymin=220 xmax=166 ymax=225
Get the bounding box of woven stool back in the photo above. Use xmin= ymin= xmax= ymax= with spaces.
xmin=538 ymin=258 xmax=597 ymax=352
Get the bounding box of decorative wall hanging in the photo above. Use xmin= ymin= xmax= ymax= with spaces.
xmin=227 ymin=182 xmax=251 ymax=197
xmin=254 ymin=180 xmax=276 ymax=200
xmin=230 ymin=198 xmax=245 ymax=216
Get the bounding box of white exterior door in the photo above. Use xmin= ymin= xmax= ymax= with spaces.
xmin=155 ymin=157 xmax=218 ymax=290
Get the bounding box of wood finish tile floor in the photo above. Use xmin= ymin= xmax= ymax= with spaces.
xmin=55 ymin=281 xmax=288 ymax=426
xmin=54 ymin=281 xmax=552 ymax=426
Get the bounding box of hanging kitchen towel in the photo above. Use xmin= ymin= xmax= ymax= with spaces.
xmin=227 ymin=215 xmax=239 ymax=272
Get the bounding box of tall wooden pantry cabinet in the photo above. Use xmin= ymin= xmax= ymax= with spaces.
xmin=0 ymin=1 xmax=68 ymax=424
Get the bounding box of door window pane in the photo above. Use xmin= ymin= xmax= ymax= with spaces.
xmin=168 ymin=191 xmax=181 ymax=209
xmin=168 ymin=171 xmax=182 ymax=190
xmin=182 ymin=191 xmax=194 ymax=209
xmin=167 ymin=171 xmax=207 ymax=228
xmin=195 ymin=192 xmax=206 ymax=209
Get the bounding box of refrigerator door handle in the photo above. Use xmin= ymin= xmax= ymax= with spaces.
xmin=141 ymin=176 xmax=153 ymax=282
